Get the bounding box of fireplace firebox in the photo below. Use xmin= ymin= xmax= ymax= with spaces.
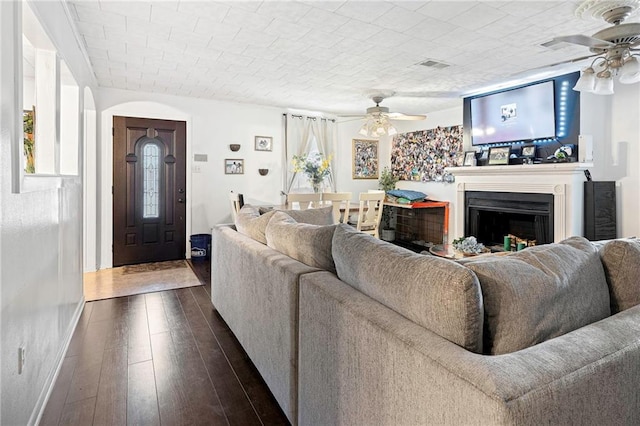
xmin=465 ymin=191 xmax=554 ymax=246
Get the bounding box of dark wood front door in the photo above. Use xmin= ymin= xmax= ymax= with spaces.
xmin=113 ymin=116 xmax=187 ymax=267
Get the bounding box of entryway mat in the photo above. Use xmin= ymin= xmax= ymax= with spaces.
xmin=84 ymin=260 xmax=201 ymax=301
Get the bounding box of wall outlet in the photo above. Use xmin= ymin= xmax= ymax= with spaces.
xmin=18 ymin=346 xmax=26 ymax=374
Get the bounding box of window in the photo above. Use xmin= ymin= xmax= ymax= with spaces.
xmin=142 ymin=143 xmax=161 ymax=219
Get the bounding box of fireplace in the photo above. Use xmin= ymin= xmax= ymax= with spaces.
xmin=448 ymin=162 xmax=591 ymax=243
xmin=465 ymin=191 xmax=554 ymax=246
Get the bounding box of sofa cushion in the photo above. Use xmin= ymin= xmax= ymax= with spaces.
xmin=236 ymin=204 xmax=335 ymax=244
xmin=281 ymin=205 xmax=334 ymax=225
xmin=332 ymin=224 xmax=484 ymax=353
xmin=235 ymin=204 xmax=276 ymax=244
xmin=464 ymin=236 xmax=610 ymax=355
xmin=265 ymin=211 xmax=337 ymax=274
xmin=599 ymin=239 xmax=640 ymax=313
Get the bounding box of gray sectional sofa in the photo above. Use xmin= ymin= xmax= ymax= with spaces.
xmin=211 ymin=204 xmax=640 ymax=425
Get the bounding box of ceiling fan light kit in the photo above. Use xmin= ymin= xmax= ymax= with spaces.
xmin=346 ymin=94 xmax=426 ymax=138
xmin=619 ymin=55 xmax=640 ymax=81
xmin=542 ymin=2 xmax=640 ymax=95
xmin=358 ymin=116 xmax=398 ymax=138
xmin=573 ymin=49 xmax=640 ymax=94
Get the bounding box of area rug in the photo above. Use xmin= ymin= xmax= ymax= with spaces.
xmin=84 ymin=260 xmax=202 ymax=302
xmin=122 ymin=259 xmax=188 ymax=274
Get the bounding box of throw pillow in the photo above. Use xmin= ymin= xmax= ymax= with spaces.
xmin=386 ymin=189 xmax=427 ymax=201
xmin=234 ymin=204 xmax=275 ymax=244
xmin=599 ymin=239 xmax=640 ymax=313
xmin=465 ymin=236 xmax=611 ymax=355
xmin=236 ymin=205 xmax=335 ymax=244
xmin=332 ymin=224 xmax=484 ymax=353
xmin=265 ymin=211 xmax=337 ymax=273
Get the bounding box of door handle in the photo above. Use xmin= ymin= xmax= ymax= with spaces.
xmin=178 ymin=198 xmax=185 ymax=203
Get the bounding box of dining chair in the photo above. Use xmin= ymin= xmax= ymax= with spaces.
xmin=321 ymin=192 xmax=353 ymax=223
xmin=286 ymin=192 xmax=322 ymax=210
xmin=352 ymin=191 xmax=385 ymax=238
xmin=229 ymin=191 xmax=244 ymax=221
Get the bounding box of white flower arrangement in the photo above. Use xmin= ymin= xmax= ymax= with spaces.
xmin=452 ymin=236 xmax=486 ymax=255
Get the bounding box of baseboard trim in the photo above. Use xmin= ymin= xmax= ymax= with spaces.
xmin=28 ymin=296 xmax=86 ymax=426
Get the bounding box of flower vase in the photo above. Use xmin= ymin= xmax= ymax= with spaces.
xmin=312 ymin=182 xmax=322 ymax=193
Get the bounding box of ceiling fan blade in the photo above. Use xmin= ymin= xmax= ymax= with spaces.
xmin=542 ymin=34 xmax=615 ymax=49
xmin=513 ymin=53 xmax=600 ymax=76
xmin=337 ymin=117 xmax=366 ymax=123
xmin=337 ymin=114 xmax=366 ymax=118
xmin=387 ymin=112 xmax=427 ymax=121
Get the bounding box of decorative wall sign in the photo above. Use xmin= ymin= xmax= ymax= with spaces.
xmin=390 ymin=125 xmax=463 ymax=182
xmin=352 ymin=138 xmax=379 ymax=179
xmin=254 ymin=136 xmax=273 ymax=151
xmin=225 ymin=159 xmax=244 ymax=174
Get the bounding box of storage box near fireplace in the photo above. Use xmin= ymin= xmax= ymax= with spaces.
xmin=395 ymin=207 xmax=447 ymax=247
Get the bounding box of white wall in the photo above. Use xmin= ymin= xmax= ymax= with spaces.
xmin=97 ymin=88 xmax=285 ymax=269
xmin=0 ymin=1 xmax=97 ymax=425
xmin=83 ymin=88 xmax=97 ymax=272
xmin=607 ymin=82 xmax=640 ymax=237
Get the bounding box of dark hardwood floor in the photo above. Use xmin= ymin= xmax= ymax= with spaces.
xmin=41 ymin=259 xmax=289 ymax=425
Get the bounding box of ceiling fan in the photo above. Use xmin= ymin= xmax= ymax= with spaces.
xmin=542 ymin=3 xmax=640 ymax=94
xmin=339 ymin=95 xmax=427 ymax=137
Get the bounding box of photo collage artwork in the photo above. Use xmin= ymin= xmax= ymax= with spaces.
xmin=391 ymin=125 xmax=463 ymax=182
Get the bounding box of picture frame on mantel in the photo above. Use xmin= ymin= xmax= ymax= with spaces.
xmin=521 ymin=144 xmax=536 ymax=158
xmin=463 ymin=151 xmax=477 ymax=166
xmin=254 ymin=136 xmax=273 ymax=151
xmin=488 ymin=146 xmax=510 ymax=165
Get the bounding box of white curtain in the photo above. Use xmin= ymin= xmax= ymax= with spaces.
xmin=284 ymin=114 xmax=337 ymax=193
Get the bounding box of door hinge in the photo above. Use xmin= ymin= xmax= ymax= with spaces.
xmin=112 ymin=127 xmax=114 ymax=136
xmin=112 ymin=186 xmax=114 ymax=195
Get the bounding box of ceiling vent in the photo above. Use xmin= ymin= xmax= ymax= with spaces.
xmin=418 ymin=59 xmax=450 ymax=69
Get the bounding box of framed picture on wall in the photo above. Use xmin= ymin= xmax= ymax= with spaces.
xmin=488 ymin=146 xmax=511 ymax=165
xmin=225 ymin=159 xmax=244 ymax=174
xmin=254 ymin=136 xmax=272 ymax=151
xmin=352 ymin=139 xmax=379 ymax=179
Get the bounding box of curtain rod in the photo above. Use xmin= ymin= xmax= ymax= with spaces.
xmin=284 ymin=113 xmax=335 ymax=123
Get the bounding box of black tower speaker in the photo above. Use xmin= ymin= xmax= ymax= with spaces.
xmin=584 ymin=181 xmax=616 ymax=240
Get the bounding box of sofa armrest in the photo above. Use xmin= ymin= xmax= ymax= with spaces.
xmin=299 ymin=271 xmax=640 ymax=425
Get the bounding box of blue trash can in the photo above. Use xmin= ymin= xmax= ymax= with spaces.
xmin=190 ymin=234 xmax=211 ymax=261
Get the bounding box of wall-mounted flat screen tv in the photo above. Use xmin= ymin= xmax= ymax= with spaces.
xmin=470 ymin=80 xmax=556 ymax=146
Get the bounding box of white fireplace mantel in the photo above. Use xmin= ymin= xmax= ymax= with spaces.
xmin=446 ymin=162 xmax=593 ymax=242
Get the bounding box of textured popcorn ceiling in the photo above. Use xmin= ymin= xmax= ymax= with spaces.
xmin=67 ymin=1 xmax=626 ymax=115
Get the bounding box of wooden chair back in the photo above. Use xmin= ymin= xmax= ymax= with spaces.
xmin=287 ymin=192 xmax=322 ymax=210
xmin=321 ymin=192 xmax=353 ymax=223
xmin=355 ymin=191 xmax=385 ymax=238
xmin=229 ymin=192 xmax=243 ymax=221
